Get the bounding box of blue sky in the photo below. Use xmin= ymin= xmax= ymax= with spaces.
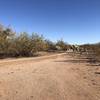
xmin=0 ymin=0 xmax=100 ymax=44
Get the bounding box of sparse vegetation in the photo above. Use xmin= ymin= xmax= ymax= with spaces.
xmin=56 ymin=39 xmax=68 ymax=51
xmin=81 ymin=43 xmax=100 ymax=64
xmin=0 ymin=24 xmax=69 ymax=58
xmin=0 ymin=24 xmax=99 ymax=61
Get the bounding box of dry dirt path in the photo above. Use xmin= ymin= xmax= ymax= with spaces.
xmin=0 ymin=54 xmax=100 ymax=100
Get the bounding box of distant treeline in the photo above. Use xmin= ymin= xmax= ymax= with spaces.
xmin=0 ymin=24 xmax=68 ymax=58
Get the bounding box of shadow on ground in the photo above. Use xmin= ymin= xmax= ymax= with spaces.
xmin=55 ymin=59 xmax=88 ymax=63
xmin=55 ymin=58 xmax=100 ymax=66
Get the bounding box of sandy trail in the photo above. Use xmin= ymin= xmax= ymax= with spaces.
xmin=0 ymin=54 xmax=100 ymax=100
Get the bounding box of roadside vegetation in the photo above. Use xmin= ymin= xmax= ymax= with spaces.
xmin=80 ymin=43 xmax=100 ymax=64
xmin=0 ymin=24 xmax=100 ymax=61
xmin=0 ymin=24 xmax=68 ymax=58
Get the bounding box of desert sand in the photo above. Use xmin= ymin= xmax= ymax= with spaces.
xmin=0 ymin=53 xmax=100 ymax=100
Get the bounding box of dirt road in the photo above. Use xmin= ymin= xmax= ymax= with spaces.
xmin=0 ymin=54 xmax=100 ymax=100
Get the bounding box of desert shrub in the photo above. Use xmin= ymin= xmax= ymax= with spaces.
xmin=0 ymin=25 xmax=15 ymax=57
xmin=45 ymin=40 xmax=57 ymax=51
xmin=14 ymin=32 xmax=33 ymax=57
xmin=56 ymin=40 xmax=68 ymax=51
xmin=30 ymin=33 xmax=48 ymax=52
xmin=81 ymin=43 xmax=100 ymax=63
xmin=0 ymin=24 xmax=69 ymax=58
